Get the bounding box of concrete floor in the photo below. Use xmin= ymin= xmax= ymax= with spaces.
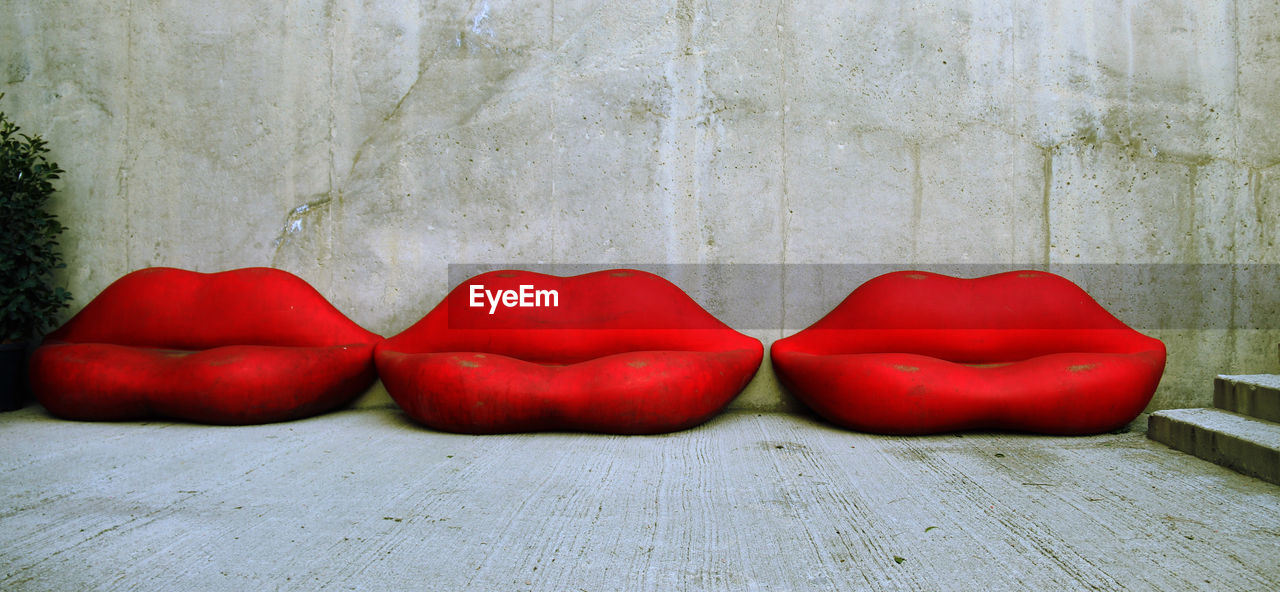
xmin=2 ymin=404 xmax=1278 ymax=591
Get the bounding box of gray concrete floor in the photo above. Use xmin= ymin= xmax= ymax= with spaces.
xmin=3 ymin=404 xmax=1279 ymax=591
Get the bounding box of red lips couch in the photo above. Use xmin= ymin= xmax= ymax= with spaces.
xmin=376 ymin=269 xmax=763 ymax=434
xmin=771 ymin=270 xmax=1166 ymax=435
xmin=30 ymin=267 xmax=381 ymax=424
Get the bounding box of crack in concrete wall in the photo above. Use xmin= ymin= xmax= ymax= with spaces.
xmin=272 ymin=195 xmax=333 ymax=261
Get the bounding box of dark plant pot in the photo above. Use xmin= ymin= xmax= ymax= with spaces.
xmin=1 ymin=341 xmax=31 ymax=411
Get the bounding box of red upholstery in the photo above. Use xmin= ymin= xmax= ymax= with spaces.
xmin=377 ymin=269 xmax=762 ymax=434
xmin=30 ymin=267 xmax=381 ymax=424
xmin=771 ymin=270 xmax=1166 ymax=435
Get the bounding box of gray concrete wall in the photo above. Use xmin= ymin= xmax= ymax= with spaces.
xmin=3 ymin=0 xmax=1278 ymax=411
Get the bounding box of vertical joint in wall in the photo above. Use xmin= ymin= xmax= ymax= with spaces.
xmin=1041 ymin=145 xmax=1054 ymax=267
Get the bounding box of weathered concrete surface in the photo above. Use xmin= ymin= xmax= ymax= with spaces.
xmin=2 ymin=1 xmax=1279 ymax=411
xmin=1217 ymin=374 xmax=1280 ymax=424
xmin=1149 ymin=407 xmax=1280 ymax=485
xmin=3 ymin=407 xmax=1280 ymax=591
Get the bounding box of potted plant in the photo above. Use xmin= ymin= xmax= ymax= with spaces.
xmin=1 ymin=93 xmax=71 ymax=411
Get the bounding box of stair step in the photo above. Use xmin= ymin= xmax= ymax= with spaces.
xmin=1148 ymin=408 xmax=1280 ymax=486
xmin=1215 ymin=374 xmax=1280 ymax=423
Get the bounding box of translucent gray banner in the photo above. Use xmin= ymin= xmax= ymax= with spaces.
xmin=447 ymin=264 xmax=1279 ymax=331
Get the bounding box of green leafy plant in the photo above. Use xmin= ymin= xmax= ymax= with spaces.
xmin=0 ymin=93 xmax=71 ymax=343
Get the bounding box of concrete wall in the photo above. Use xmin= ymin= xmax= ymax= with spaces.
xmin=3 ymin=0 xmax=1278 ymax=412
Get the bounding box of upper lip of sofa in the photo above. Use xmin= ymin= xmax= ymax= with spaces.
xmin=45 ymin=267 xmax=381 ymax=349
xmin=771 ymin=269 xmax=1164 ymax=359
xmin=377 ymin=268 xmax=761 ymax=361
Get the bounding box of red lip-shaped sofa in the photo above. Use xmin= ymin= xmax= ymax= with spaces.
xmin=30 ymin=267 xmax=381 ymax=424
xmin=771 ymin=270 xmax=1166 ymax=435
xmin=376 ymin=269 xmax=763 ymax=434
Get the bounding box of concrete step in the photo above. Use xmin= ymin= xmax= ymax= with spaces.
xmin=1215 ymin=374 xmax=1280 ymax=423
xmin=1148 ymin=408 xmax=1280 ymax=485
